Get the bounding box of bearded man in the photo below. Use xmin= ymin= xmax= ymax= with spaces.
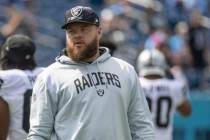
xmin=27 ymin=6 xmax=155 ymax=140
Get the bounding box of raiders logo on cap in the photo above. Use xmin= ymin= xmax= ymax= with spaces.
xmin=71 ymin=6 xmax=83 ymax=17
xmin=62 ymin=6 xmax=100 ymax=29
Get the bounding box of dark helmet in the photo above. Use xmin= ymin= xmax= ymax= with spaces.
xmin=0 ymin=34 xmax=37 ymax=70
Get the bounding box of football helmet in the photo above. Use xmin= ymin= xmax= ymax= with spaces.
xmin=137 ymin=49 xmax=168 ymax=77
xmin=0 ymin=34 xmax=36 ymax=70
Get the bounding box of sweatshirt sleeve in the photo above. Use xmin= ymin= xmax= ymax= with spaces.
xmin=27 ymin=73 xmax=58 ymax=140
xmin=127 ymin=69 xmax=155 ymax=140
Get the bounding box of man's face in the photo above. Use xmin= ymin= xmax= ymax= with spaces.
xmin=66 ymin=22 xmax=101 ymax=62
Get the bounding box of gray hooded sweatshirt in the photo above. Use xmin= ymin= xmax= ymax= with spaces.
xmin=27 ymin=47 xmax=155 ymax=140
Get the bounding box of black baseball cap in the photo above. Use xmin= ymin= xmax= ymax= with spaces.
xmin=1 ymin=34 xmax=35 ymax=58
xmin=61 ymin=6 xmax=100 ymax=29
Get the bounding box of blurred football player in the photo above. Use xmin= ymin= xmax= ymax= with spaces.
xmin=137 ymin=49 xmax=191 ymax=140
xmin=0 ymin=34 xmax=43 ymax=140
xmin=0 ymin=34 xmax=44 ymax=84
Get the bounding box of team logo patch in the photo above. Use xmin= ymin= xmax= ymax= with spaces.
xmin=97 ymin=89 xmax=104 ymax=96
xmin=71 ymin=6 xmax=83 ymax=17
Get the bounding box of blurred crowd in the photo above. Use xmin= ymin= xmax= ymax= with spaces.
xmin=1 ymin=0 xmax=210 ymax=90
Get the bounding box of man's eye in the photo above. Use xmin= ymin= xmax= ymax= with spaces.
xmin=68 ymin=30 xmax=73 ymax=33
xmin=82 ymin=27 xmax=89 ymax=31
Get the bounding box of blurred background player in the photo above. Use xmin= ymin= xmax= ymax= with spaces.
xmin=137 ymin=49 xmax=192 ymax=140
xmin=0 ymin=34 xmax=43 ymax=84
xmin=0 ymin=69 xmax=31 ymax=140
xmin=0 ymin=34 xmax=43 ymax=140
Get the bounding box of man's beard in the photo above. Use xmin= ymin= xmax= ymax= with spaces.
xmin=67 ymin=37 xmax=98 ymax=62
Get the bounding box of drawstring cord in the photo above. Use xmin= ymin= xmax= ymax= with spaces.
xmin=85 ymin=65 xmax=98 ymax=90
xmin=85 ymin=61 xmax=108 ymax=91
xmin=96 ymin=61 xmax=108 ymax=89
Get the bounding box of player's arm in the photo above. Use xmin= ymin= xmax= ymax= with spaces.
xmin=176 ymin=83 xmax=192 ymax=117
xmin=128 ymin=68 xmax=155 ymax=140
xmin=0 ymin=5 xmax=24 ymax=37
xmin=0 ymin=97 xmax=10 ymax=140
xmin=176 ymin=100 xmax=191 ymax=116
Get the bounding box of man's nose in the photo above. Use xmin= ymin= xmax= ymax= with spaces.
xmin=73 ymin=30 xmax=83 ymax=38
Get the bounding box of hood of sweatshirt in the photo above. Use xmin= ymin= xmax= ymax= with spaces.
xmin=55 ymin=47 xmax=111 ymax=66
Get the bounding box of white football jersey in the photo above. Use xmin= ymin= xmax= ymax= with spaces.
xmin=139 ymin=77 xmax=188 ymax=140
xmin=24 ymin=67 xmax=44 ymax=86
xmin=0 ymin=68 xmax=43 ymax=140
